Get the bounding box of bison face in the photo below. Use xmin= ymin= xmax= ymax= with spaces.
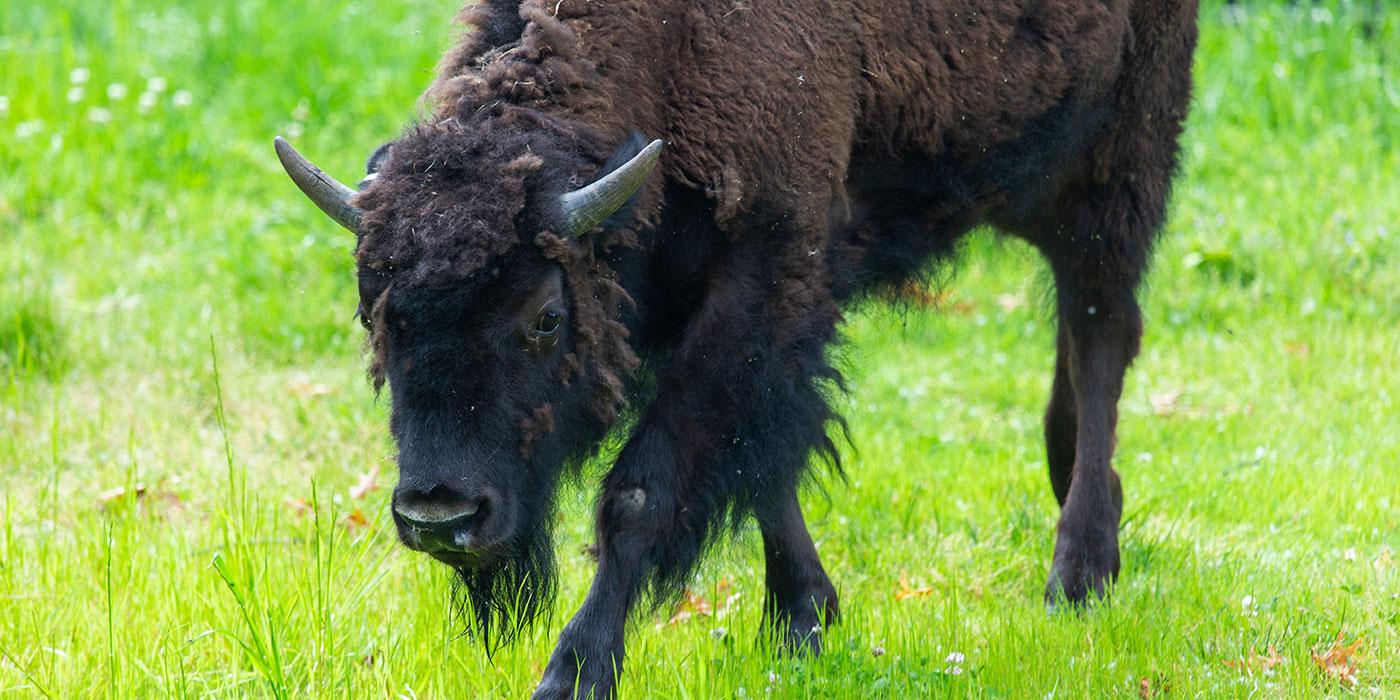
xmin=273 ymin=130 xmax=661 ymax=643
xmin=367 ymin=255 xmax=575 ymax=642
xmin=372 ymin=262 xmax=567 ymax=559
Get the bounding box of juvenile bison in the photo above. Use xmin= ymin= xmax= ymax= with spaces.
xmin=275 ymin=0 xmax=1198 ymax=696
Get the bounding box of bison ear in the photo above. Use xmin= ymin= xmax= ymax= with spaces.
xmin=360 ymin=142 xmax=393 ymax=188
xmin=558 ymin=133 xmax=662 ymax=238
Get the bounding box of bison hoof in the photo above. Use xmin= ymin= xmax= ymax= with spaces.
xmin=533 ymin=625 xmax=620 ymax=700
xmin=531 ymin=679 xmax=609 ymax=700
xmin=766 ymin=584 xmax=839 ymax=656
xmin=783 ymin=621 xmax=826 ymax=656
xmin=531 ymin=669 xmax=614 ymax=700
xmin=1044 ymin=529 xmax=1119 ymax=610
xmin=767 ymin=612 xmax=826 ymax=657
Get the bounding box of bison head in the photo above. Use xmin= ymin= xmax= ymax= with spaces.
xmin=274 ymin=121 xmax=660 ymax=645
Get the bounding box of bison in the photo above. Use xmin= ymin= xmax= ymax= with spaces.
xmin=274 ymin=0 xmax=1198 ymax=696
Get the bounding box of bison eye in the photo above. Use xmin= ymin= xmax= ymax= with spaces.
xmin=533 ymin=310 xmax=563 ymax=337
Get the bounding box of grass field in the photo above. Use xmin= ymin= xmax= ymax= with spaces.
xmin=1 ymin=0 xmax=1397 ymax=697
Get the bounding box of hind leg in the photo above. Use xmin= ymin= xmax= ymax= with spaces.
xmin=1034 ymin=4 xmax=1193 ymax=601
xmin=1032 ymin=164 xmax=1160 ymax=605
xmin=1044 ymin=325 xmax=1078 ymax=506
xmin=1043 ymin=254 xmax=1138 ymax=606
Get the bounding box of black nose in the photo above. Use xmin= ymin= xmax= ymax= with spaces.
xmin=392 ymin=485 xmax=488 ymax=554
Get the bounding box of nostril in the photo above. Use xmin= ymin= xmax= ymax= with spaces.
xmin=393 ymin=485 xmax=483 ymax=527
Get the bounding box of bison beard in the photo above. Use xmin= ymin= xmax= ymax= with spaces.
xmin=451 ymin=518 xmax=556 ymax=651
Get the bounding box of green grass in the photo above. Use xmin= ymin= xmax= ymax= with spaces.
xmin=1 ymin=0 xmax=1396 ymax=696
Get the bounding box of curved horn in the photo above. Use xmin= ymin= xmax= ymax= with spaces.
xmin=559 ymin=139 xmax=663 ymax=237
xmin=274 ymin=136 xmax=362 ymax=233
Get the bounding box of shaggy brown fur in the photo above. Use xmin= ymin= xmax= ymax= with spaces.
xmin=359 ymin=0 xmax=1193 ymax=426
xmin=334 ymin=0 xmax=1199 ymax=697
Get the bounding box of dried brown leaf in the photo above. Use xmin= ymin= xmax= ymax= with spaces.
xmin=895 ymin=575 xmax=934 ymax=601
xmin=882 ymin=282 xmax=975 ymax=316
xmin=666 ymin=579 xmax=739 ymax=625
xmin=98 ymin=482 xmax=185 ymax=516
xmin=1150 ymin=388 xmax=1182 ymax=417
xmin=1138 ymin=677 xmax=1152 ymax=699
xmin=350 ymin=465 xmax=381 ymax=500
xmin=1283 ymin=341 xmax=1311 ymax=360
xmin=1312 ymin=632 xmax=1363 ymax=687
xmin=341 ymin=508 xmax=370 ymax=533
xmin=1375 ymin=548 xmax=1394 ymax=571
xmin=714 ymin=578 xmax=741 ymax=619
xmin=284 ymin=496 xmax=313 ymax=518
xmin=289 ymin=378 xmax=334 ymax=399
xmin=668 ymin=589 xmax=712 ymax=625
xmin=1223 ymin=645 xmax=1284 ymax=677
xmin=98 ymin=483 xmax=147 ymax=505
xmin=995 ymin=293 xmax=1026 ymax=312
xmin=882 ymin=281 xmax=939 ymax=307
xmin=1138 ymin=675 xmax=1173 ymax=699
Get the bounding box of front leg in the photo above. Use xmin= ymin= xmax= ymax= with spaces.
xmin=534 ymin=395 xmax=838 ymax=696
xmin=532 ymin=432 xmax=678 ymax=700
xmin=532 ymin=574 xmax=627 ymax=700
xmin=531 ymin=514 xmax=639 ymax=699
xmin=536 ymin=245 xmax=843 ymax=696
xmin=534 ymin=390 xmax=743 ymax=698
xmin=757 ymin=486 xmax=838 ymax=655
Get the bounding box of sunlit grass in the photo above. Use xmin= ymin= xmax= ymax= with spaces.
xmin=1 ymin=0 xmax=1396 ymax=696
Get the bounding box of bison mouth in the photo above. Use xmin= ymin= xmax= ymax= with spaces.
xmin=426 ymin=548 xmax=486 ymax=569
xmin=445 ymin=523 xmax=557 ymax=650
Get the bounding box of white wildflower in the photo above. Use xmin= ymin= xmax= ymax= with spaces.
xmin=67 ymin=86 xmax=85 ymax=103
xmin=138 ymin=91 xmax=157 ymax=112
xmin=70 ymin=67 xmax=90 ymax=84
xmin=146 ymin=76 xmax=167 ymax=93
xmin=15 ymin=120 xmax=43 ymax=139
xmin=0 ymin=95 xmax=9 ymax=117
xmin=944 ymin=650 xmax=965 ymax=675
xmin=172 ymin=89 xmax=193 ymax=108
xmin=50 ymin=134 xmax=63 ymax=152
xmin=1343 ymin=547 xmax=1357 ymax=562
xmin=88 ymin=107 xmax=112 ymax=124
xmin=106 ymin=82 xmax=128 ymax=100
xmin=1240 ymin=594 xmax=1259 ymax=616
